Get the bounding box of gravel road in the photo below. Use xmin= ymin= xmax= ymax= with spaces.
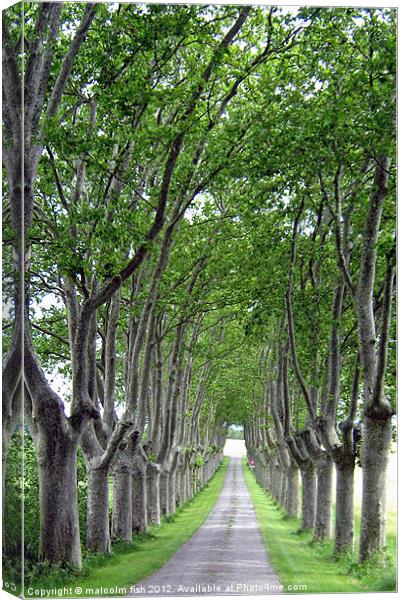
xmin=129 ymin=457 xmax=281 ymax=596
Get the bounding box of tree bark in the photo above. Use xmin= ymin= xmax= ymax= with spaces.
xmin=287 ymin=435 xmax=316 ymax=531
xmin=81 ymin=417 xmax=132 ymax=552
xmin=300 ymin=428 xmax=333 ymax=541
xmin=37 ymin=435 xmax=81 ymax=566
xmin=359 ymin=417 xmax=391 ymax=561
xmin=132 ymin=449 xmax=148 ymax=534
xmin=285 ymin=461 xmax=299 ymax=517
xmin=300 ymin=462 xmax=316 ymax=531
xmin=86 ymin=465 xmax=110 ymax=554
xmin=347 ymin=156 xmax=394 ymax=562
xmin=314 ymin=452 xmax=333 ymax=541
xmin=112 ymin=460 xmax=132 ymax=542
xmin=335 ymin=461 xmax=355 ymax=554
xmin=159 ymin=470 xmax=169 ymax=517
xmin=176 ymin=452 xmax=188 ymax=506
xmin=146 ymin=462 xmax=161 ymax=525
xmin=25 ymin=328 xmax=94 ymax=567
xmin=168 ymin=470 xmax=177 ymax=514
xmin=318 ymin=414 xmax=357 ymax=555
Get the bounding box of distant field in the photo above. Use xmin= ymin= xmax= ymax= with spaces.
xmin=224 ymin=438 xmax=247 ymax=457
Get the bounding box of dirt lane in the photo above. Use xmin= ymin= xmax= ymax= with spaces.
xmin=129 ymin=458 xmax=281 ymax=596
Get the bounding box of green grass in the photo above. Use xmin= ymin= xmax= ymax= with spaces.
xmin=25 ymin=459 xmax=229 ymax=598
xmin=243 ymin=460 xmax=373 ymax=594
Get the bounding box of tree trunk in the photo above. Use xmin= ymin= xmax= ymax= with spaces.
xmin=335 ymin=460 xmax=355 ymax=554
xmin=191 ymin=466 xmax=199 ymax=495
xmin=272 ymin=464 xmax=280 ymax=501
xmin=132 ymin=457 xmax=147 ymax=534
xmin=37 ymin=437 xmax=81 ymax=566
xmin=286 ymin=462 xmax=299 ymax=517
xmin=147 ymin=463 xmax=161 ymax=525
xmin=280 ymin=471 xmax=287 ymax=507
xmin=359 ymin=416 xmax=391 ymax=562
xmin=317 ymin=417 xmax=357 ymax=555
xmin=112 ymin=462 xmax=132 ymax=542
xmin=2 ymin=326 xmax=22 ymax=551
xmin=300 ymin=463 xmax=316 ymax=531
xmin=185 ymin=466 xmax=191 ymax=501
xmin=354 ymin=156 xmax=393 ymax=562
xmin=176 ymin=466 xmax=186 ymax=506
xmin=159 ymin=470 xmax=169 ymax=516
xmin=81 ymin=422 xmax=134 ymax=553
xmin=2 ymin=443 xmax=8 ymax=522
xmin=168 ymin=470 xmax=177 ymax=514
xmin=86 ymin=465 xmax=110 ymax=553
xmin=2 ymin=437 xmax=11 ymax=549
xmin=313 ymin=453 xmax=333 ymax=541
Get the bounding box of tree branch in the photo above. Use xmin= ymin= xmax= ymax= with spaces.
xmin=99 ymin=420 xmax=134 ymax=469
xmin=371 ymin=249 xmax=395 ymax=415
xmin=285 ymin=201 xmax=315 ymax=422
xmin=42 ymin=3 xmax=97 ymax=131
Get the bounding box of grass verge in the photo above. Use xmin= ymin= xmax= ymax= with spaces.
xmin=242 ymin=459 xmax=396 ymax=594
xmin=25 ymin=459 xmax=229 ymax=598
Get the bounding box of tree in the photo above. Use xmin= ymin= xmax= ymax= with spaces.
xmin=2 ymin=3 xmax=395 ymax=578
